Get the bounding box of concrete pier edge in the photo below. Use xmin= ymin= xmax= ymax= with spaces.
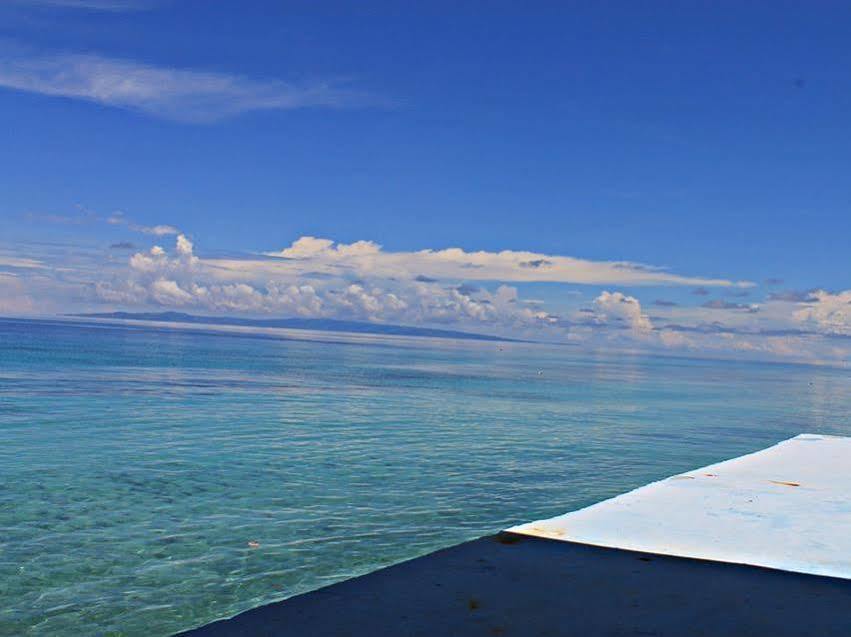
xmin=177 ymin=435 xmax=851 ymax=635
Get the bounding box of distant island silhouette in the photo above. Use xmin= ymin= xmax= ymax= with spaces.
xmin=70 ymin=311 xmax=520 ymax=343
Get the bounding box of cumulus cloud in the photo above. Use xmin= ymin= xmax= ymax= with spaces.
xmin=85 ymin=233 xmax=799 ymax=353
xmin=91 ymin=234 xmax=567 ymax=333
xmin=259 ymin=236 xmax=751 ymax=288
xmin=10 ymin=225 xmax=846 ymax=363
xmin=0 ymin=53 xmax=376 ymax=123
xmin=97 ymin=235 xmax=333 ymax=316
xmin=794 ymin=290 xmax=851 ymax=336
xmin=175 ymin=233 xmax=194 ymax=256
xmin=592 ymin=291 xmax=653 ymax=332
xmin=149 ymin=278 xmax=193 ymax=305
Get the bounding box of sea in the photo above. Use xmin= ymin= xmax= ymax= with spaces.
xmin=1 ymin=317 xmax=849 ymax=636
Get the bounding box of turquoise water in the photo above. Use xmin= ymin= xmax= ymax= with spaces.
xmin=2 ymin=318 xmax=850 ymax=636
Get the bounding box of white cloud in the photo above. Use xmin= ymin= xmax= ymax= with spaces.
xmin=92 ymin=234 xmax=567 ymax=332
xmin=279 ymin=236 xmax=336 ymax=258
xmin=142 ymin=224 xmax=179 ymax=236
xmin=333 ymin=284 xmax=406 ymax=320
xmin=0 ymin=255 xmax=45 ymax=269
xmin=90 ymin=234 xmax=785 ymax=352
xmin=658 ymin=329 xmax=691 ymax=348
xmin=8 ymin=227 xmax=847 ymax=364
xmin=257 ymin=236 xmax=752 ymax=287
xmin=279 ymin=236 xmax=382 ymax=259
xmin=794 ymin=290 xmax=851 ymax=336
xmin=592 ymin=291 xmax=653 ymax=333
xmin=149 ymin=279 xmax=193 ymax=305
xmin=0 ymin=53 xmax=374 ymax=123
xmin=129 ymin=242 xmax=188 ymax=273
xmin=105 ymin=211 xmax=180 ymax=235
xmin=175 ymin=233 xmax=194 ymax=256
xmin=99 ymin=235 xmax=332 ymax=316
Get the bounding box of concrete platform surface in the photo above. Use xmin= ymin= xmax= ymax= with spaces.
xmin=510 ymin=433 xmax=851 ymax=579
xmin=177 ymin=533 xmax=851 ymax=636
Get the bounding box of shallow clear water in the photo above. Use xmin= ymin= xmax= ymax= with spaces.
xmin=1 ymin=318 xmax=850 ymax=636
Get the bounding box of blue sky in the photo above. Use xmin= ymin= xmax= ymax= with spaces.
xmin=1 ymin=1 xmax=850 ymax=363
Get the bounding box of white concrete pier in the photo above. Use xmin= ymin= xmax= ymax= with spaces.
xmin=510 ymin=433 xmax=851 ymax=579
xmin=179 ymin=434 xmax=851 ymax=636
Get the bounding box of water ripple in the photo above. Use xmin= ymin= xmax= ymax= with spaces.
xmin=1 ymin=318 xmax=850 ymax=636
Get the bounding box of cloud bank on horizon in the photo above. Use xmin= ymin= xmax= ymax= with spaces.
xmin=2 ymin=2 xmax=849 ymax=366
xmin=1 ymin=223 xmax=850 ymax=366
xmin=94 ymin=232 xmax=731 ymax=329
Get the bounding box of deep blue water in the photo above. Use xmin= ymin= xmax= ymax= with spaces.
xmin=1 ymin=318 xmax=850 ymax=636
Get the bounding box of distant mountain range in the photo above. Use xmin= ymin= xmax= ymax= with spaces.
xmin=70 ymin=311 xmax=519 ymax=342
